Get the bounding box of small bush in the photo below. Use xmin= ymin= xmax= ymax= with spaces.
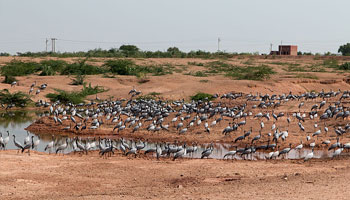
xmin=80 ymin=83 xmax=107 ymax=96
xmin=199 ymin=79 xmax=209 ymax=83
xmin=104 ymin=60 xmax=173 ymax=76
xmin=1 ymin=60 xmax=41 ymax=76
xmin=338 ymin=62 xmax=350 ymax=70
xmin=104 ymin=59 xmax=135 ymax=75
xmin=40 ymin=60 xmax=67 ymax=72
xmin=46 ymin=89 xmax=84 ymax=104
xmin=46 ymin=83 xmax=107 ymax=104
xmin=71 ymin=74 xmax=86 ymax=85
xmin=60 ymin=60 xmax=105 ymax=75
xmin=0 ymin=89 xmax=32 ymax=107
xmin=191 ymin=92 xmax=214 ymax=101
xmin=136 ymin=72 xmax=150 ymax=84
xmin=323 ymin=59 xmax=338 ymax=68
xmin=193 ymin=71 xmax=208 ymax=77
xmin=3 ymin=75 xmax=17 ymax=84
xmin=39 ymin=65 xmax=56 ymax=76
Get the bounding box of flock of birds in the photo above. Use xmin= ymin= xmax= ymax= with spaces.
xmin=5 ymin=81 xmax=350 ymax=161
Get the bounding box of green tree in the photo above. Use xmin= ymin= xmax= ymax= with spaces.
xmin=119 ymin=45 xmax=139 ymax=57
xmin=338 ymin=43 xmax=350 ymax=56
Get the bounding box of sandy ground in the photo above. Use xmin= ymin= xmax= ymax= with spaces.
xmin=0 ymin=56 xmax=350 ymax=102
xmin=2 ymin=56 xmax=350 ymax=199
xmin=1 ymin=150 xmax=350 ymax=199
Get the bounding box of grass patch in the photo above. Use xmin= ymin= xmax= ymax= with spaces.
xmin=188 ymin=62 xmax=204 ymax=66
xmin=242 ymin=58 xmax=255 ymax=65
xmin=46 ymin=83 xmax=107 ymax=104
xmin=287 ymin=65 xmax=307 ymax=72
xmin=136 ymin=95 xmax=155 ymax=100
xmin=148 ymin=92 xmax=161 ymax=96
xmin=224 ymin=65 xmax=275 ymax=80
xmin=199 ymin=79 xmax=209 ymax=83
xmin=0 ymin=89 xmax=32 ymax=107
xmin=323 ymin=59 xmax=339 ymax=68
xmin=191 ymin=92 xmax=214 ymax=101
xmin=204 ymin=61 xmax=275 ymax=80
xmin=308 ymin=65 xmax=326 ymax=72
xmin=269 ymin=62 xmax=290 ymax=66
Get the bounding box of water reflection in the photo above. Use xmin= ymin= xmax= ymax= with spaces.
xmin=0 ymin=110 xmax=335 ymax=160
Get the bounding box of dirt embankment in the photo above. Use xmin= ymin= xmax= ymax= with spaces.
xmin=1 ymin=150 xmax=350 ymax=199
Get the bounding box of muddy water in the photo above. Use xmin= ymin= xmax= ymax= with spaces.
xmin=1 ymin=110 xmax=335 ymax=160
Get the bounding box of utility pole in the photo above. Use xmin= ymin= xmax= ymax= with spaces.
xmin=45 ymin=38 xmax=48 ymax=52
xmin=217 ymin=37 xmax=221 ymax=52
xmin=270 ymin=43 xmax=273 ymax=53
xmin=51 ymin=38 xmax=57 ymax=53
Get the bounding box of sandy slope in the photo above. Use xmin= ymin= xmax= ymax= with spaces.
xmin=0 ymin=56 xmax=349 ymax=102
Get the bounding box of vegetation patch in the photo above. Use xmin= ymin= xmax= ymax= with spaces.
xmin=338 ymin=62 xmax=350 ymax=70
xmin=46 ymin=83 xmax=107 ymax=104
xmin=2 ymin=75 xmax=17 ymax=84
xmin=225 ymin=65 xmax=275 ymax=80
xmin=188 ymin=62 xmax=204 ymax=66
xmin=185 ymin=71 xmax=208 ymax=77
xmin=191 ymin=92 xmax=214 ymax=101
xmin=204 ymin=61 xmax=275 ymax=80
xmin=308 ymin=65 xmax=326 ymax=72
xmin=71 ymin=74 xmax=86 ymax=85
xmin=242 ymin=58 xmax=255 ymax=65
xmin=60 ymin=59 xmax=105 ymax=75
xmin=1 ymin=59 xmax=104 ymax=77
xmin=1 ymin=60 xmax=41 ymax=76
xmin=148 ymin=92 xmax=161 ymax=96
xmin=104 ymin=59 xmax=174 ymax=77
xmin=323 ymin=59 xmax=338 ymax=68
xmin=287 ymin=65 xmax=308 ymax=72
xmin=0 ymin=89 xmax=32 ymax=107
xmin=40 ymin=60 xmax=67 ymax=72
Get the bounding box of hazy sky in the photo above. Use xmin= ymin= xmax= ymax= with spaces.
xmin=0 ymin=0 xmax=349 ymax=54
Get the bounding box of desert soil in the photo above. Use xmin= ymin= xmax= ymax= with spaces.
xmin=2 ymin=56 xmax=350 ymax=199
xmin=1 ymin=150 xmax=350 ymax=200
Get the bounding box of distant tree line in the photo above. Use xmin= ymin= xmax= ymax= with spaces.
xmin=0 ymin=43 xmax=350 ymax=58
xmin=0 ymin=45 xmax=252 ymax=59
